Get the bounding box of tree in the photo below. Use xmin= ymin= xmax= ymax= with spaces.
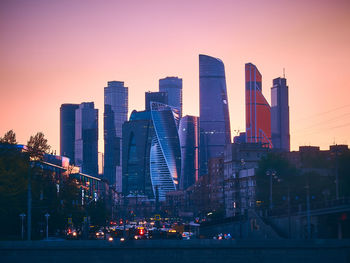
xmin=0 ymin=130 xmax=17 ymax=144
xmin=0 ymin=143 xmax=28 ymax=239
xmin=255 ymin=153 xmax=299 ymax=209
xmin=27 ymin=132 xmax=50 ymax=160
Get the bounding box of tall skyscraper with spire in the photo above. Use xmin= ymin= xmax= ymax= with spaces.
xmin=245 ymin=63 xmax=272 ymax=148
xmin=104 ymin=81 xmax=128 ymax=191
xmin=271 ymin=77 xmax=290 ymax=151
xmin=199 ymin=54 xmax=231 ymax=175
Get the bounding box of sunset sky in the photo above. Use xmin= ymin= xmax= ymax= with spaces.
xmin=1 ymin=0 xmax=350 ymax=154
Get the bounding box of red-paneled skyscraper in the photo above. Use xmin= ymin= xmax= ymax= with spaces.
xmin=245 ymin=63 xmax=272 ymax=148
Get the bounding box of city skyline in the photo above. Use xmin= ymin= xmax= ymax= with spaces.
xmin=1 ymin=0 xmax=350 ymax=153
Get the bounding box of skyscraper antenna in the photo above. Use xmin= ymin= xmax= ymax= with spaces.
xmin=283 ymin=68 xmax=285 ymax=78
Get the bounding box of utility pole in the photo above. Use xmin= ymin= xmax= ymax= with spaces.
xmin=306 ymin=183 xmax=311 ymax=239
xmin=335 ymin=149 xmax=339 ymax=200
xmin=287 ymin=186 xmax=291 ymax=238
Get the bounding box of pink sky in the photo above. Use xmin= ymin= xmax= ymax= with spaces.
xmin=1 ymin=0 xmax=350 ymax=153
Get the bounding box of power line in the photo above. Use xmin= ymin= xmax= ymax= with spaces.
xmin=294 ymin=122 xmax=350 ymax=137
xmin=294 ymin=112 xmax=350 ymax=134
xmin=294 ymin=104 xmax=350 ymax=123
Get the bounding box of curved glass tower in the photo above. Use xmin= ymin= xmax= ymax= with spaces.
xmin=245 ymin=63 xmax=272 ymax=147
xmin=150 ymin=102 xmax=181 ymax=201
xmin=199 ymin=54 xmax=231 ymax=175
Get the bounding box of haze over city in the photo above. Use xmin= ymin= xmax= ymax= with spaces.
xmin=1 ymin=0 xmax=350 ymax=152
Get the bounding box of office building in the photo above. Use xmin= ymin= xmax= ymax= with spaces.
xmin=199 ymin=54 xmax=231 ymax=175
xmin=145 ymin=91 xmax=168 ymax=111
xmin=60 ymin=103 xmax=79 ymax=163
xmin=104 ymin=81 xmax=128 ymax=191
xmin=245 ymin=63 xmax=272 ymax=147
xmin=159 ymin=77 xmax=182 ymax=117
xmin=271 ymin=77 xmax=290 ymax=151
xmin=122 ymin=110 xmax=154 ymax=198
xmin=150 ymin=102 xmax=182 ymax=201
xmin=224 ymin=142 xmax=269 ymax=217
xmin=75 ymin=102 xmax=98 ymax=176
xmin=178 ymin=115 xmax=199 ymax=190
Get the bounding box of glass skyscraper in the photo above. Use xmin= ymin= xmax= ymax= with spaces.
xmin=245 ymin=63 xmax=272 ymax=148
xmin=75 ymin=102 xmax=98 ymax=176
xmin=178 ymin=115 xmax=199 ymax=190
xmin=104 ymin=81 xmax=128 ymax=191
xmin=60 ymin=103 xmax=79 ymax=163
xmin=199 ymin=54 xmax=231 ymax=176
xmin=145 ymin=91 xmax=168 ymax=111
xmin=150 ymin=102 xmax=181 ymax=201
xmin=159 ymin=77 xmax=182 ymax=117
xmin=122 ymin=110 xmax=154 ymax=198
xmin=271 ymin=77 xmax=290 ymax=151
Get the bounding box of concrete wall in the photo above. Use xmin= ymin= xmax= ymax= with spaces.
xmin=1 ymin=240 xmax=349 ymax=263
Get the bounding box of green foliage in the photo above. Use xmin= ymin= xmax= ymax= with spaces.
xmin=0 ymin=130 xmax=17 ymax=144
xmin=0 ymin=146 xmax=28 ymax=239
xmin=27 ymin=132 xmax=50 ymax=160
xmin=0 ymin=131 xmax=113 ymax=239
xmin=256 ymin=151 xmax=345 ymax=211
xmin=255 ymin=153 xmax=299 ymax=208
xmin=338 ymin=151 xmax=350 ymax=197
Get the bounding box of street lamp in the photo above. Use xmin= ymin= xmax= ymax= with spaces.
xmin=266 ymin=170 xmax=276 ymax=210
xmin=19 ymin=213 xmax=26 ymax=240
xmin=45 ymin=213 xmax=50 ymax=240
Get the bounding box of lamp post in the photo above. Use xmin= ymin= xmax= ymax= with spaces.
xmin=19 ymin=213 xmax=26 ymax=240
xmin=45 ymin=213 xmax=50 ymax=240
xmin=266 ymin=170 xmax=276 ymax=210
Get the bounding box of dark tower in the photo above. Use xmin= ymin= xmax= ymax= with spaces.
xmin=199 ymin=54 xmax=231 ymax=175
xmin=60 ymin=103 xmax=79 ymax=163
xmin=271 ymin=77 xmax=290 ymax=151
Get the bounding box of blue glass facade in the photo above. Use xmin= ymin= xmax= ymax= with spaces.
xmin=122 ymin=110 xmax=154 ymax=198
xmin=199 ymin=54 xmax=231 ymax=176
xmin=159 ymin=77 xmax=183 ymax=117
xmin=271 ymin=77 xmax=290 ymax=151
xmin=75 ymin=102 xmax=98 ymax=176
xmin=104 ymin=81 xmax=128 ymax=191
xmin=60 ymin=103 xmax=79 ymax=163
xmin=150 ymin=102 xmax=181 ymax=201
xmin=179 ymin=115 xmax=199 ymax=190
xmin=145 ymin=91 xmax=168 ymax=111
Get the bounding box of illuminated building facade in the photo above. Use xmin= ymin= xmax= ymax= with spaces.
xmin=245 ymin=63 xmax=272 ymax=148
xmin=150 ymin=102 xmax=181 ymax=201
